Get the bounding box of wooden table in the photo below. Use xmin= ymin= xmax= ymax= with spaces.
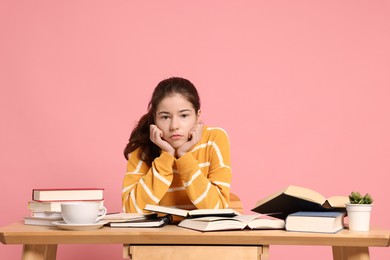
xmin=0 ymin=221 xmax=389 ymax=260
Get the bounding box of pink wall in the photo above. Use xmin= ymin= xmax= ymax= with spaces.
xmin=1 ymin=1 xmax=390 ymax=259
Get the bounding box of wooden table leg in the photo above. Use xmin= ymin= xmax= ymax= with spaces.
xmin=259 ymin=245 xmax=269 ymax=260
xmin=22 ymin=244 xmax=57 ymax=260
xmin=332 ymin=246 xmax=370 ymax=260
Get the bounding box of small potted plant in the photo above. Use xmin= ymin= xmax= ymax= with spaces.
xmin=346 ymin=192 xmax=373 ymax=231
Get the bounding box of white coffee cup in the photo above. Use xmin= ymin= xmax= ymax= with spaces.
xmin=61 ymin=202 xmax=107 ymax=225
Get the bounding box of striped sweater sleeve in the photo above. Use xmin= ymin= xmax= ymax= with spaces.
xmin=176 ymin=127 xmax=232 ymax=209
xmin=121 ymin=150 xmax=175 ymax=213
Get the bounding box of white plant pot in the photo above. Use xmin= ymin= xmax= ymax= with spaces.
xmin=346 ymin=203 xmax=373 ymax=232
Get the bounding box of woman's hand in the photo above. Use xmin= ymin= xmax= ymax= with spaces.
xmin=149 ymin=124 xmax=175 ymax=156
xmin=176 ymin=123 xmax=203 ymax=158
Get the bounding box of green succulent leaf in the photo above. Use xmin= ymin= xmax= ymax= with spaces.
xmin=349 ymin=191 xmax=373 ymax=204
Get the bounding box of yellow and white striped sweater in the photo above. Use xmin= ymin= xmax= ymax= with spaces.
xmin=122 ymin=126 xmax=232 ymax=213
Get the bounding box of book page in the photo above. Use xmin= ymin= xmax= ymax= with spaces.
xmin=188 ymin=208 xmax=238 ymax=217
xmin=189 ymin=215 xmax=257 ymax=223
xmin=284 ymin=185 xmax=326 ymax=205
xmin=254 ymin=185 xmax=326 ymax=207
xmin=326 ymin=196 xmax=349 ymax=208
xmin=144 ymin=204 xmax=239 ymax=218
xmin=246 ymin=215 xmax=285 ymax=230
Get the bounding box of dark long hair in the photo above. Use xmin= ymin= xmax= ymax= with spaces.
xmin=123 ymin=77 xmax=201 ymax=166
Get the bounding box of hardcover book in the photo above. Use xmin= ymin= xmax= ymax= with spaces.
xmin=30 ymin=211 xmax=62 ymax=219
xmin=32 ymin=188 xmax=104 ymax=202
xmin=24 ymin=216 xmax=63 ymax=226
xmin=285 ymin=211 xmax=345 ymax=233
xmin=28 ymin=200 xmax=105 ymax=212
xmin=251 ymin=185 xmax=348 ymax=219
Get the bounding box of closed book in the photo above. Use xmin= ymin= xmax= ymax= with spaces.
xmin=32 ymin=188 xmax=104 ymax=202
xmin=24 ymin=216 xmax=63 ymax=226
xmin=144 ymin=204 xmax=238 ymax=218
xmin=102 ymin=212 xmax=158 ymax=223
xmin=178 ymin=214 xmax=285 ymax=232
xmin=285 ymin=211 xmax=345 ymax=233
xmin=30 ymin=211 xmax=63 ymax=219
xmin=108 ymin=215 xmax=172 ymax=228
xmin=251 ymin=185 xmax=348 ymax=219
xmin=28 ymin=200 xmax=105 ymax=212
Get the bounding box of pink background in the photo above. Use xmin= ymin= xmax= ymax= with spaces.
xmin=1 ymin=1 xmax=390 ymax=259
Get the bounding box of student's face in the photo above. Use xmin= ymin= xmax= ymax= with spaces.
xmin=155 ymin=94 xmax=200 ymax=149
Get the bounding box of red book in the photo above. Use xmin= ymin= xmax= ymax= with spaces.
xmin=32 ymin=188 xmax=104 ymax=202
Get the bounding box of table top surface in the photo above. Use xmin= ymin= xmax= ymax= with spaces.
xmin=1 ymin=221 xmax=390 ymax=247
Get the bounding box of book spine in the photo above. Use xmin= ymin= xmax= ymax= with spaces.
xmin=161 ymin=215 xmax=173 ymax=226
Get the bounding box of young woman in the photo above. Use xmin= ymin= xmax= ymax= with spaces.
xmin=122 ymin=77 xmax=232 ymax=213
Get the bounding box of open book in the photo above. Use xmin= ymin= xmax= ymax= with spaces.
xmin=178 ymin=214 xmax=285 ymax=232
xmin=144 ymin=204 xmax=238 ymax=218
xmin=251 ymin=185 xmax=349 ymax=219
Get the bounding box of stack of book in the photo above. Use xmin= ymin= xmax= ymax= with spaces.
xmin=25 ymin=188 xmax=105 ymax=226
xmin=251 ymin=185 xmax=349 ymax=233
